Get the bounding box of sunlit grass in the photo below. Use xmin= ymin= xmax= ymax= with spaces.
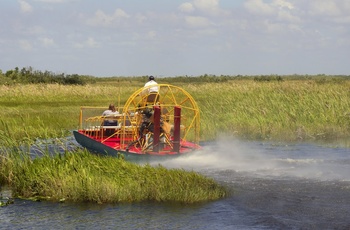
xmin=0 ymin=84 xmax=139 ymax=140
xmin=188 ymin=80 xmax=350 ymax=142
xmin=1 ymin=78 xmax=350 ymax=204
xmin=1 ymin=79 xmax=350 ymax=142
xmin=0 ymin=145 xmax=226 ymax=204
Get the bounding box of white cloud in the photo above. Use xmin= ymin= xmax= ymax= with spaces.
xmin=272 ymin=0 xmax=294 ymax=10
xmin=1 ymin=1 xmax=350 ymax=76
xmin=244 ymin=0 xmax=300 ymax=26
xmin=193 ymin=0 xmax=219 ymax=12
xmin=245 ymin=0 xmax=296 ymax=15
xmin=277 ymin=9 xmax=300 ymax=23
xmin=244 ymin=0 xmax=274 ymax=15
xmin=19 ymin=0 xmax=33 ymax=13
xmin=180 ymin=0 xmax=228 ymax=16
xmin=19 ymin=40 xmax=33 ymax=51
xmin=87 ymin=8 xmax=130 ymax=27
xmin=179 ymin=2 xmax=194 ymax=13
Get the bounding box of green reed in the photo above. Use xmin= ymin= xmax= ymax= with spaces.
xmin=1 ymin=146 xmax=226 ymax=204
xmin=0 ymin=84 xmax=138 ymax=141
xmin=1 ymin=79 xmax=350 ymax=143
xmin=187 ymin=79 xmax=350 ymax=142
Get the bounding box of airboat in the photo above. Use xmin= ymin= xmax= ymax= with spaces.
xmin=73 ymin=84 xmax=201 ymax=161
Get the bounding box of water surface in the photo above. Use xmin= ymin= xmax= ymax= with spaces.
xmin=1 ymin=138 xmax=350 ymax=229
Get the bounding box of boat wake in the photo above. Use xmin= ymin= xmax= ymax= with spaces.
xmin=150 ymin=138 xmax=350 ymax=181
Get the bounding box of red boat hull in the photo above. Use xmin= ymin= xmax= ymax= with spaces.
xmin=73 ymin=130 xmax=200 ymax=161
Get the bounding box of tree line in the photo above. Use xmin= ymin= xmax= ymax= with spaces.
xmin=1 ymin=66 xmax=349 ymax=85
xmin=0 ymin=67 xmax=96 ymax=85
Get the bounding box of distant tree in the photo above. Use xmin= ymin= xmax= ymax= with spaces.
xmin=2 ymin=66 xmax=96 ymax=85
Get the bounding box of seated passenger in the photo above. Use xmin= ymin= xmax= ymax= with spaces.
xmin=102 ymin=104 xmax=119 ymax=126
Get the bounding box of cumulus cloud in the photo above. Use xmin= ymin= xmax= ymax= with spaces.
xmin=272 ymin=0 xmax=294 ymax=10
xmin=244 ymin=0 xmax=275 ymax=15
xmin=87 ymin=8 xmax=130 ymax=27
xmin=179 ymin=2 xmax=194 ymax=13
xmin=193 ymin=0 xmax=220 ymax=12
xmin=278 ymin=11 xmax=300 ymax=23
xmin=244 ymin=0 xmax=350 ymax=25
xmin=2 ymin=0 xmax=350 ymax=76
xmin=244 ymin=0 xmax=296 ymax=16
xmin=244 ymin=0 xmax=300 ymax=23
xmin=19 ymin=0 xmax=33 ymax=13
xmin=179 ymin=0 xmax=228 ymax=16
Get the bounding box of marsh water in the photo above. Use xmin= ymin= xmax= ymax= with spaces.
xmin=1 ymin=138 xmax=350 ymax=229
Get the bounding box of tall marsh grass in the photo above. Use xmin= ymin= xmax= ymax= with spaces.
xmin=189 ymin=79 xmax=350 ymax=142
xmin=0 ymin=147 xmax=226 ymax=203
xmin=1 ymin=79 xmax=350 ymax=142
xmin=0 ymin=84 xmax=138 ymax=140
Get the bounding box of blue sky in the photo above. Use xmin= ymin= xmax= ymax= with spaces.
xmin=0 ymin=0 xmax=349 ymax=77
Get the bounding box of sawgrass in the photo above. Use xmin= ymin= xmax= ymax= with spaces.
xmin=0 ymin=84 xmax=138 ymax=140
xmin=192 ymin=79 xmax=350 ymax=142
xmin=0 ymin=146 xmax=226 ymax=204
xmin=1 ymin=78 xmax=350 ymax=143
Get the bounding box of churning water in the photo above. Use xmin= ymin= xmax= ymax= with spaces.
xmin=1 ymin=138 xmax=350 ymax=229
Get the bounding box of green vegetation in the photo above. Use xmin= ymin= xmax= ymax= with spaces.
xmin=1 ymin=66 xmax=350 ymax=204
xmin=0 ymin=196 xmax=14 ymax=207
xmin=0 ymin=148 xmax=226 ymax=204
xmin=0 ymin=66 xmax=96 ymax=85
xmin=195 ymin=79 xmax=350 ymax=143
xmin=1 ymin=73 xmax=349 ymax=143
xmin=0 ymin=83 xmax=129 ymax=141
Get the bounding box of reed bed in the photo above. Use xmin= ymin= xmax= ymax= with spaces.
xmin=0 ymin=147 xmax=226 ymax=204
xmin=1 ymin=78 xmax=349 ymax=204
xmin=187 ymin=79 xmax=350 ymax=142
xmin=1 ymin=79 xmax=350 ymax=143
xmin=0 ymin=83 xmax=138 ymax=140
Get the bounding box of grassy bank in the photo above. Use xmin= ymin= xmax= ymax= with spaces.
xmin=1 ymin=78 xmax=350 ymax=143
xmin=0 ymin=147 xmax=226 ymax=203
